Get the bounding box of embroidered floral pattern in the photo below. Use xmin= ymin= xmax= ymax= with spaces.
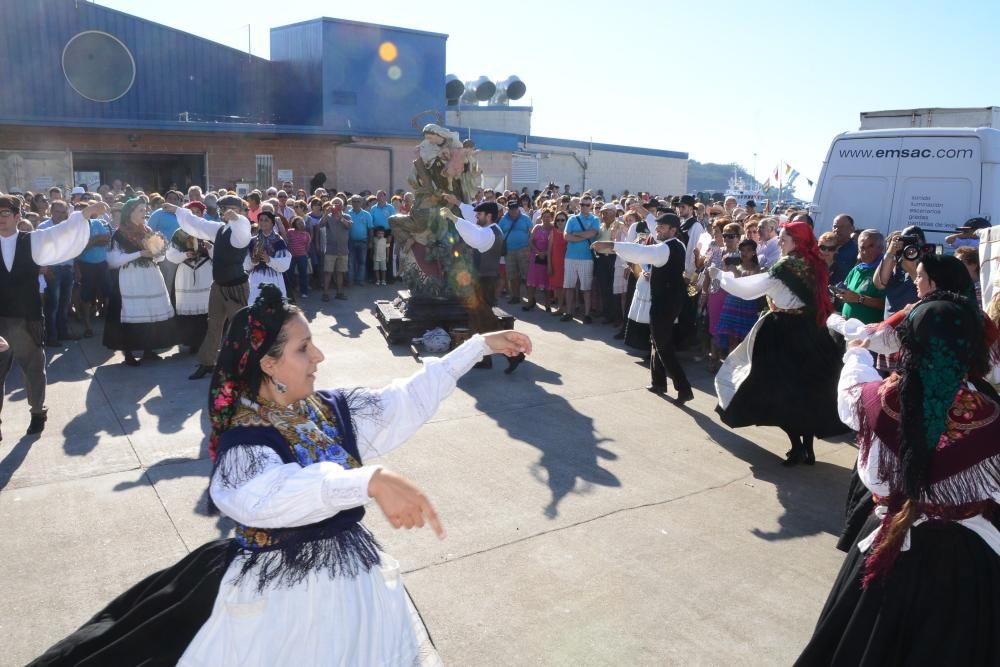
xmin=229 ymin=394 xmax=360 ymax=550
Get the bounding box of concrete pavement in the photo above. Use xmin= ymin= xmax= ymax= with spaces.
xmin=0 ymin=284 xmax=857 ymax=666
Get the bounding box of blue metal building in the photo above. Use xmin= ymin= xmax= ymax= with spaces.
xmin=0 ymin=0 xmax=686 ymax=195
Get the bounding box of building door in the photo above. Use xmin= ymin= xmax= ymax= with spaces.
xmin=71 ymin=152 xmax=207 ymax=193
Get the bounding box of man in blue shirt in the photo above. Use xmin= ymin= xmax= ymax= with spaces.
xmin=369 ymin=190 xmax=396 ymax=282
xmin=831 ymin=214 xmax=857 ymax=285
xmin=498 ymin=200 xmax=533 ymax=305
xmin=561 ymin=196 xmax=600 ymax=323
xmin=77 ymin=212 xmax=112 ymax=337
xmin=147 ymin=190 xmax=182 ymax=292
xmin=37 ymin=200 xmax=79 ymax=345
xmin=147 ymin=190 xmax=182 ymax=239
xmin=347 ymin=195 xmax=373 ymax=286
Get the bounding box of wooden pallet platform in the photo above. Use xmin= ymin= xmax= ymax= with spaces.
xmin=374 ymin=292 xmax=514 ymax=345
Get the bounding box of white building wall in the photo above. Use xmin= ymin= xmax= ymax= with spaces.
xmin=520 ymin=143 xmax=687 ymax=195
xmin=446 ymin=108 xmax=532 ymax=137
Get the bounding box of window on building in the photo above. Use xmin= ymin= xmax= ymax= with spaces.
xmin=256 ymin=155 xmax=274 ymax=190
xmin=512 ymin=154 xmax=539 ymax=186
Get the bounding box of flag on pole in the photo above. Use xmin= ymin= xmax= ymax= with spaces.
xmin=806 ymin=176 xmax=814 ymax=187
xmin=773 ymin=164 xmax=781 ymax=185
xmin=787 ymin=168 xmax=801 ymax=187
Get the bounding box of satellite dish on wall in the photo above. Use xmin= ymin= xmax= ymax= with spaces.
xmin=62 ymin=31 xmax=136 ymax=102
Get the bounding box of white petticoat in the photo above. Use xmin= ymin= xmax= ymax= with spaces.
xmin=178 ymin=552 xmax=441 ymax=667
xmin=248 ymin=267 xmax=288 ymax=305
xmin=714 ymin=310 xmax=764 ymax=409
xmin=627 ymin=275 xmax=651 ymax=324
xmin=119 ymin=263 xmax=174 ymax=324
xmin=175 ymin=261 xmax=213 ymax=315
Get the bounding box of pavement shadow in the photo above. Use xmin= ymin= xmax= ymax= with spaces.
xmin=328 ymin=306 xmax=371 ymax=339
xmin=463 ymin=366 xmax=620 ymax=519
xmin=0 ymin=433 xmax=41 ymax=491
xmin=113 ymin=458 xmax=232 ymax=539
xmin=677 ymin=402 xmax=850 ymax=541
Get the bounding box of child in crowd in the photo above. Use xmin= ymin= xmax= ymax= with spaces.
xmin=715 ymin=239 xmax=763 ymax=357
xmin=373 ymin=227 xmax=388 ymax=285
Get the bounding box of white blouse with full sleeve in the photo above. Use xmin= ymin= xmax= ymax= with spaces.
xmin=717 ymin=270 xmax=804 ymax=309
xmin=0 ymin=209 xmax=92 ymax=271
xmin=613 ymin=239 xmax=672 ymax=267
xmin=175 ymin=206 xmax=252 ymax=249
xmin=181 ymin=337 xmax=491 ymax=666
xmin=209 ymin=334 xmax=491 ymax=526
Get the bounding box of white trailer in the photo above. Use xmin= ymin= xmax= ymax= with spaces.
xmin=860 ymin=107 xmax=1000 ymax=130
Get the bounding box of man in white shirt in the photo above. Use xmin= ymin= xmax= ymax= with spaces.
xmin=0 ymin=196 xmax=103 ymax=437
xmin=593 ymin=213 xmax=693 ymax=402
xmin=440 ymin=199 xmax=525 ymax=373
xmin=162 ymin=197 xmax=252 ymax=379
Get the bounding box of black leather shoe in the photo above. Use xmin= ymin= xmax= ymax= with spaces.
xmin=675 ymin=389 xmax=695 ymax=404
xmin=189 ymin=364 xmax=213 ymax=380
xmin=782 ymin=449 xmax=806 ymax=467
xmin=26 ymin=413 xmax=47 ymax=435
xmin=504 ymin=353 xmax=525 ymax=375
xmin=123 ymin=354 xmax=141 ymax=367
xmin=646 ymin=384 xmax=667 ymax=394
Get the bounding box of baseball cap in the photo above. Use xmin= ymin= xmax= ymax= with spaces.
xmin=957 ymin=217 xmax=990 ymax=232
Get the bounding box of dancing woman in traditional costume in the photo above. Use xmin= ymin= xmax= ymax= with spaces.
xmin=244 ymin=210 xmax=291 ymax=304
xmin=103 ymin=198 xmax=175 ymax=366
xmin=795 ymin=289 xmax=1000 ymax=665
xmin=32 ymin=284 xmax=531 ymax=666
xmin=710 ymin=221 xmax=845 ymax=465
xmin=827 ymin=254 xmax=994 ymax=551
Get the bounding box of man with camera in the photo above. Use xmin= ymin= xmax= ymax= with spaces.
xmin=873 ymin=225 xmax=931 ymax=316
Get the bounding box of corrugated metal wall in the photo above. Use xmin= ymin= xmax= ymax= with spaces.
xmin=0 ymin=3 xmax=445 ymax=139
xmin=1 ymin=0 xmax=274 ymax=124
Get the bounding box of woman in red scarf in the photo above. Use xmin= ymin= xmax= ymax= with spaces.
xmin=710 ymin=221 xmax=846 ymax=465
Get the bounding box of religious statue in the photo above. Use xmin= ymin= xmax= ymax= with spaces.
xmin=389 ymin=123 xmax=482 ymax=300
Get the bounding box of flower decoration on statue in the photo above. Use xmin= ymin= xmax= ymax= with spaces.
xmin=207 ymin=284 xmax=293 ymax=461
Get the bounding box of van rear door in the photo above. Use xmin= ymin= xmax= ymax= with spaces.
xmin=889 ymin=136 xmax=981 ymax=238
xmin=815 ymin=135 xmax=901 ymax=233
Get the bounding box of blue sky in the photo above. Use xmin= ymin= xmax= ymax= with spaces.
xmin=97 ymin=0 xmax=997 ymax=199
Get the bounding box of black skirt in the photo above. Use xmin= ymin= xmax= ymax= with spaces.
xmin=795 ymin=514 xmax=1000 ymax=666
xmin=30 ymin=539 xmax=233 ymax=667
xmin=173 ymin=314 xmax=208 ymax=350
xmin=717 ymin=311 xmax=847 ymax=438
xmin=836 ymin=465 xmax=875 ymax=553
xmin=102 ymin=270 xmax=177 ymax=353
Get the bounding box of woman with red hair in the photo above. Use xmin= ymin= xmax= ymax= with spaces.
xmin=709 ymin=221 xmax=846 ymax=465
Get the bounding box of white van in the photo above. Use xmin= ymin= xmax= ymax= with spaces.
xmin=810 ymin=127 xmax=1000 ymax=237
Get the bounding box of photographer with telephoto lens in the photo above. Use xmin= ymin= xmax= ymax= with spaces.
xmin=872 ymin=225 xmax=932 ymax=374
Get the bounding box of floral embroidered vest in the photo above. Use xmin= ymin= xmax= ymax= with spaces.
xmin=213 ymin=390 xmax=381 ymax=588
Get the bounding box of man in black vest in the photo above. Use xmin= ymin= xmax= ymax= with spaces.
xmin=593 ymin=213 xmax=694 ymax=403
xmin=442 ymin=200 xmax=525 ymax=373
xmin=675 ymin=194 xmax=704 ymax=351
xmin=0 ymin=195 xmax=103 ymax=439
xmin=162 ymin=197 xmax=251 ymax=379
